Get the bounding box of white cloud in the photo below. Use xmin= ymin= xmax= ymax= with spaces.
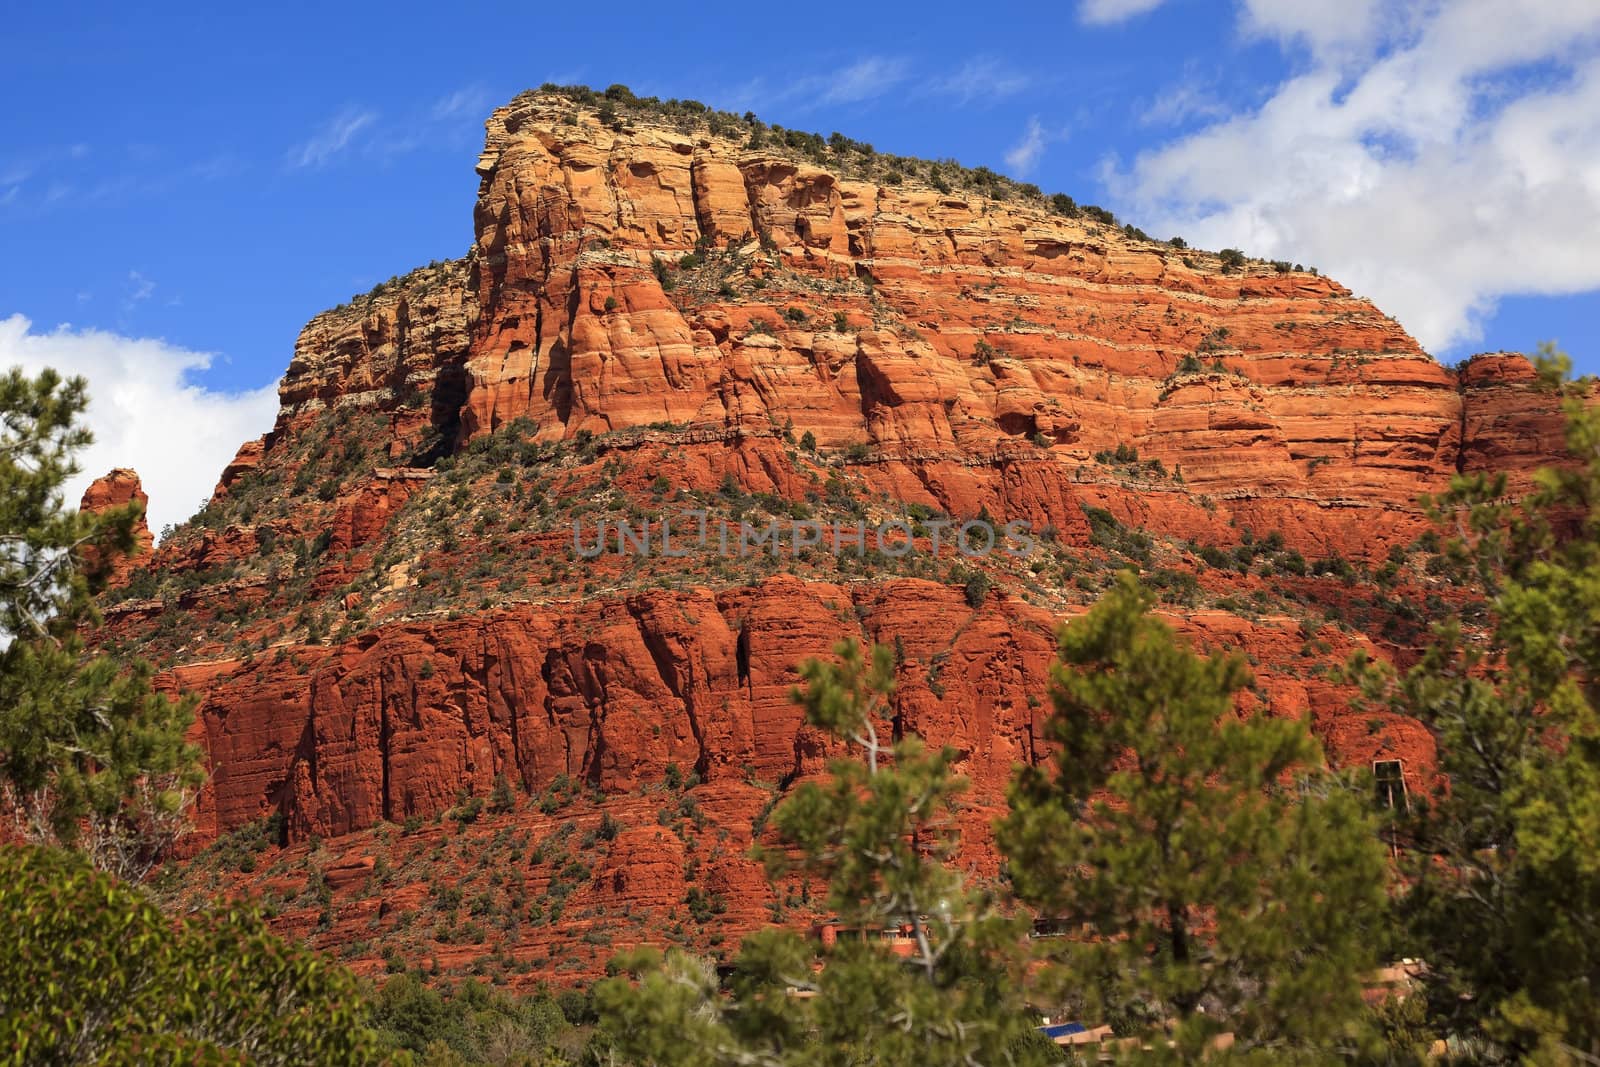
xmin=191 ymin=154 xmax=242 ymax=182
xmin=287 ymin=108 xmax=377 ymax=169
xmin=931 ymin=57 xmax=1033 ymax=104
xmin=121 ymin=270 xmax=155 ymax=314
xmin=819 ymin=57 xmax=910 ymax=105
xmin=1108 ymin=0 xmax=1600 ymax=354
xmin=1141 ymin=77 xmax=1230 ymax=128
xmin=1238 ymin=0 xmax=1389 ymax=56
xmin=0 ymin=314 xmax=278 ymax=535
xmin=1005 ymin=117 xmax=1051 ymax=174
xmin=725 ymin=56 xmax=910 ymax=114
xmin=1 ymin=147 xmax=240 ymax=217
xmin=1079 ymin=0 xmax=1169 ymax=26
xmin=431 ymin=84 xmax=493 ymax=122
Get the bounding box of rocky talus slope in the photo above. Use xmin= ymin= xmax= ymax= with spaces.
xmin=86 ymin=90 xmax=1576 ymax=987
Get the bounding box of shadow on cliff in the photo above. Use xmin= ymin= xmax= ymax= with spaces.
xmin=406 ymin=363 xmax=470 ymax=467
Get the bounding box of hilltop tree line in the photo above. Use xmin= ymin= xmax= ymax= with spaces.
xmin=1 ymin=348 xmax=1597 ymax=1063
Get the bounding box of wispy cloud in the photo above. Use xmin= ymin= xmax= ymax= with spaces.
xmin=1004 ymin=117 xmax=1060 ymax=175
xmin=431 ymin=84 xmax=494 ymax=122
xmin=929 ymin=57 xmax=1033 ymax=105
xmin=1 ymin=156 xmax=41 ymax=187
xmin=819 ymin=57 xmax=910 ymax=105
xmin=1079 ymin=0 xmax=1169 ymax=26
xmin=729 ymin=55 xmax=910 ymax=114
xmin=290 ymin=88 xmax=497 ymax=169
xmin=121 ymin=269 xmax=155 ymax=313
xmin=191 ymin=153 xmax=243 ymax=182
xmin=1140 ymin=78 xmax=1230 ymax=127
xmin=127 ymin=271 xmax=154 ymax=302
xmin=0 ymin=144 xmax=88 ymax=208
xmin=287 ymin=107 xmax=377 ymax=169
xmin=0 ymin=136 xmax=237 ymax=220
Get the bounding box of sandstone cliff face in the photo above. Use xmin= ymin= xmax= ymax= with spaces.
xmin=1457 ymin=352 xmax=1573 ymax=491
xmin=250 ymin=95 xmax=1569 ymax=562
xmin=98 ymin=92 xmax=1578 ymax=988
xmin=171 ymin=573 xmax=1426 ymax=841
xmin=163 ymin=573 xmax=1421 ymax=990
xmin=224 ymin=257 xmax=477 ymax=485
xmin=460 ymin=99 xmax=1444 ymax=539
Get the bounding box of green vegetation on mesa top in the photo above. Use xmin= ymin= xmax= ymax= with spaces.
xmin=338 ymin=84 xmax=1309 ymax=327
xmin=522 ymin=83 xmax=1301 ymax=273
xmin=523 ymin=82 xmax=1123 ymax=226
xmin=324 ymin=85 xmax=1315 ymax=336
xmin=330 ymin=255 xmax=467 ymax=315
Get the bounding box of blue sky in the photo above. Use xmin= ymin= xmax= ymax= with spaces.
xmin=5 ymin=1 xmax=1600 ymax=530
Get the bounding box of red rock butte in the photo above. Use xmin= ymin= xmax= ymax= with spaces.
xmin=91 ymin=88 xmax=1577 ymax=986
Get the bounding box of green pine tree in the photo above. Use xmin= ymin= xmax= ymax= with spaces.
xmin=999 ymin=573 xmax=1390 ymax=1063
xmin=595 ymin=639 xmax=1054 ymax=1067
xmin=0 ymin=843 xmax=389 ymax=1063
xmin=1357 ymin=344 xmax=1600 ymax=1062
xmin=0 ymin=367 xmax=392 ymax=1061
xmin=0 ymin=366 xmax=203 ymax=880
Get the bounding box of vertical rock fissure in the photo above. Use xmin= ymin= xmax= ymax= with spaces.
xmin=739 ymin=163 xmax=765 ymax=245
xmin=379 ymin=687 xmax=393 ymax=822
xmin=688 ymin=153 xmax=715 ymax=243
xmin=582 ymin=653 xmax=609 ymax=790
xmin=681 ymin=667 xmax=708 ymax=781
xmin=608 ymin=141 xmax=627 ymax=234
xmin=506 ymin=687 xmax=526 ymax=791
xmin=735 ymin=623 xmax=751 ymax=693
xmin=530 ymin=300 xmax=543 ymax=408
xmin=539 ymin=653 xmax=568 ymax=788
xmin=584 ymin=700 xmax=606 ymax=790
xmin=628 ymin=604 xmax=707 ymax=776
